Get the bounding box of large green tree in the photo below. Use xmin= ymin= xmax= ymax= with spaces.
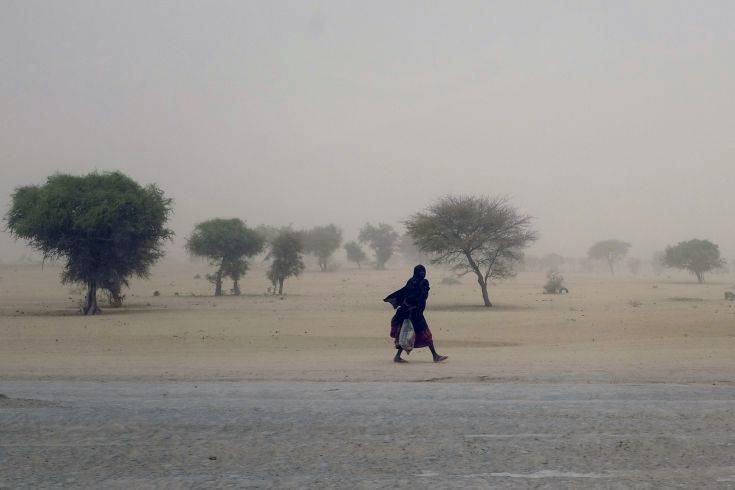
xmin=304 ymin=224 xmax=343 ymax=272
xmin=358 ymin=222 xmax=399 ymax=269
xmin=267 ymin=229 xmax=305 ymax=295
xmin=587 ymin=239 xmax=631 ymax=275
xmin=406 ymin=195 xmax=537 ymax=307
xmin=6 ymin=171 xmax=173 ymax=315
xmin=186 ymin=218 xmax=264 ymax=296
xmin=663 ymin=239 xmax=725 ymax=283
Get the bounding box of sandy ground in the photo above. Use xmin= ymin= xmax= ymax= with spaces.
xmin=2 ymin=262 xmax=735 ymax=487
xmin=1 ymin=262 xmax=734 ymax=383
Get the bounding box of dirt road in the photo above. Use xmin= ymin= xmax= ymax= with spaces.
xmin=3 ymin=380 xmax=735 ymax=488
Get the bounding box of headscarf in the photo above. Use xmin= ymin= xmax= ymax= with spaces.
xmin=413 ymin=264 xmax=426 ymax=280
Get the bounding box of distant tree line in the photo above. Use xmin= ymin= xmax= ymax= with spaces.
xmin=524 ymin=238 xmax=727 ymax=285
xmin=5 ymin=170 xmax=730 ymax=313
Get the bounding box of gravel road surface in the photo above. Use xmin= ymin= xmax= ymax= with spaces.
xmin=2 ymin=380 xmax=735 ymax=488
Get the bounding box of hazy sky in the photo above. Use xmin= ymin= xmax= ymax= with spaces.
xmin=2 ymin=1 xmax=734 ymax=261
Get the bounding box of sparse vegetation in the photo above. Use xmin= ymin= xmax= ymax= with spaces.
xmin=5 ymin=171 xmax=173 ymax=315
xmin=406 ymin=195 xmax=537 ymax=307
xmin=358 ymin=223 xmax=399 ymax=270
xmin=266 ymin=229 xmax=305 ymax=295
xmin=588 ymin=239 xmax=631 ymax=276
xmin=186 ymin=218 xmax=265 ymax=296
xmin=304 ymin=224 xmax=343 ymax=272
xmin=543 ymin=270 xmax=567 ymax=294
xmin=343 ymin=241 xmax=367 ymax=269
xmin=662 ymin=239 xmax=725 ymax=284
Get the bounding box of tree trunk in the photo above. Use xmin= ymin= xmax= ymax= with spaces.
xmin=478 ymin=278 xmax=492 ymax=307
xmin=83 ymin=280 xmax=101 ymax=315
xmin=696 ymin=271 xmax=704 ymax=284
xmin=278 ymin=278 xmax=284 ymax=296
xmin=465 ymin=252 xmax=493 ymax=307
xmin=607 ymin=257 xmax=615 ymax=276
xmin=357 ymin=261 xmax=361 ymax=269
xmin=214 ymin=261 xmax=224 ymax=296
xmin=319 ymin=257 xmax=327 ymax=272
xmin=232 ymin=278 xmax=241 ymax=296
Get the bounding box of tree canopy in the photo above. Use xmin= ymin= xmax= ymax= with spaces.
xmin=405 ymin=195 xmax=537 ymax=307
xmin=186 ymin=218 xmax=264 ymax=296
xmin=267 ymin=229 xmax=305 ymax=295
xmin=6 ymin=171 xmax=173 ymax=314
xmin=663 ymin=239 xmax=725 ymax=283
xmin=358 ymin=222 xmax=399 ymax=269
xmin=344 ymin=241 xmax=367 ymax=268
xmin=304 ymin=224 xmax=343 ymax=272
xmin=587 ymin=239 xmax=630 ymax=275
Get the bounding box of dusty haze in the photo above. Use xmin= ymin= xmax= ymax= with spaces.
xmin=2 ymin=1 xmax=734 ymax=261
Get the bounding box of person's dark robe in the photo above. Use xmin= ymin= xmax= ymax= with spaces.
xmin=384 ymin=277 xmax=433 ymax=348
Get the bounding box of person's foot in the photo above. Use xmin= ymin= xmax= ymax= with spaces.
xmin=433 ymin=355 xmax=448 ymax=363
xmin=394 ymin=355 xmax=407 ymax=363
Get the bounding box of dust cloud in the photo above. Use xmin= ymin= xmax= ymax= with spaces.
xmin=1 ymin=1 xmax=733 ymax=262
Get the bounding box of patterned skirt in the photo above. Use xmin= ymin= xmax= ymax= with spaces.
xmin=390 ymin=314 xmax=433 ymax=349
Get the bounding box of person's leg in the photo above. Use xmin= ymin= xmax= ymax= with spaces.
xmin=394 ymin=346 xmax=407 ymax=363
xmin=428 ymin=342 xmax=447 ymax=362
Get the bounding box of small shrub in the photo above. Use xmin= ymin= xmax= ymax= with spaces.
xmin=543 ymin=270 xmax=565 ymax=294
xmin=153 ymin=290 xmax=160 ymax=297
xmin=440 ymin=276 xmax=462 ymax=285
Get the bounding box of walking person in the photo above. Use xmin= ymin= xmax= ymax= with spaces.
xmin=384 ymin=265 xmax=447 ymax=363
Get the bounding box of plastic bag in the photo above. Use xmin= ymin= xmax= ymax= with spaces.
xmin=398 ymin=318 xmax=415 ymax=353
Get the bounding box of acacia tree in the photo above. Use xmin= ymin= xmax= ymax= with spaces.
xmin=304 ymin=224 xmax=343 ymax=271
xmin=405 ymin=195 xmax=537 ymax=307
xmin=587 ymin=239 xmax=630 ymax=275
xmin=663 ymin=239 xmax=725 ymax=283
xmin=344 ymin=241 xmax=367 ymax=268
xmin=6 ymin=171 xmax=173 ymax=315
xmin=267 ymin=229 xmax=305 ymax=295
xmin=358 ymin=222 xmax=399 ymax=269
xmin=186 ymin=218 xmax=264 ymax=296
